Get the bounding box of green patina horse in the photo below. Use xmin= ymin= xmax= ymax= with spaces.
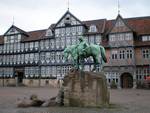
xmin=63 ymin=42 xmax=107 ymax=71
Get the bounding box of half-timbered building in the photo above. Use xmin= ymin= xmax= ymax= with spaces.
xmin=0 ymin=11 xmax=149 ymax=88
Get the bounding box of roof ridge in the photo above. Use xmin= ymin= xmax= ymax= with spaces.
xmin=108 ymin=15 xmax=150 ymax=21
xmin=27 ymin=29 xmax=46 ymax=33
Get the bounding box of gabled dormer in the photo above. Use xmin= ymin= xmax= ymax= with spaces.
xmin=54 ymin=10 xmax=86 ymax=37
xmin=54 ymin=10 xmax=84 ymax=28
xmin=110 ymin=14 xmax=132 ymax=33
xmin=3 ymin=25 xmax=28 ymax=44
xmin=4 ymin=25 xmax=28 ymax=36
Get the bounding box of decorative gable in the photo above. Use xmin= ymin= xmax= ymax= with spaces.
xmin=4 ymin=25 xmax=28 ymax=36
xmin=110 ymin=15 xmax=132 ymax=33
xmin=55 ymin=11 xmax=83 ymax=28
xmin=7 ymin=27 xmax=19 ymax=35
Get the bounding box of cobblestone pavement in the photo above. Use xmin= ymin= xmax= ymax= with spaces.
xmin=0 ymin=87 xmax=150 ymax=113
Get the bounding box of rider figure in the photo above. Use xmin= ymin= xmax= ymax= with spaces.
xmin=78 ymin=37 xmax=89 ymax=56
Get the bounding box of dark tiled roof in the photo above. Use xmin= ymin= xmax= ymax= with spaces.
xmin=82 ymin=19 xmax=106 ymax=34
xmin=21 ymin=29 xmax=46 ymax=42
xmin=126 ymin=17 xmax=150 ymax=35
xmin=106 ymin=16 xmax=150 ymax=35
xmin=0 ymin=15 xmax=150 ymax=45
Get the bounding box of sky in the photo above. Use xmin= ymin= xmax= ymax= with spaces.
xmin=0 ymin=0 xmax=150 ymax=35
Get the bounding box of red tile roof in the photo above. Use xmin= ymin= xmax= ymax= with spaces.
xmin=106 ymin=16 xmax=150 ymax=35
xmin=0 ymin=16 xmax=150 ymax=45
xmin=22 ymin=29 xmax=46 ymax=42
xmin=82 ymin=19 xmax=106 ymax=34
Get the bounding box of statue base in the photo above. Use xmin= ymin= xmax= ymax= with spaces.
xmin=63 ymin=69 xmax=110 ymax=107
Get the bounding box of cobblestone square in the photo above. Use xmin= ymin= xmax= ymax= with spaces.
xmin=0 ymin=87 xmax=150 ymax=113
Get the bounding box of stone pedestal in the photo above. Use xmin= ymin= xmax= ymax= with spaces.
xmin=63 ymin=69 xmax=109 ymax=107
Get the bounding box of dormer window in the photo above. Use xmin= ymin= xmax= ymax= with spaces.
xmin=45 ymin=29 xmax=52 ymax=36
xmin=89 ymin=25 xmax=97 ymax=32
xmin=142 ymin=35 xmax=150 ymax=41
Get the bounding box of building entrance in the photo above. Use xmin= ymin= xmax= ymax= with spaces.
xmin=14 ymin=68 xmax=24 ymax=85
xmin=121 ymin=73 xmax=133 ymax=88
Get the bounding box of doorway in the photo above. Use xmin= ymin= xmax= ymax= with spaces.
xmin=121 ymin=73 xmax=133 ymax=88
xmin=17 ymin=72 xmax=24 ymax=84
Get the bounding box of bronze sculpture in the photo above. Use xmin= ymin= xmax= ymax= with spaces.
xmin=64 ymin=37 xmax=107 ymax=71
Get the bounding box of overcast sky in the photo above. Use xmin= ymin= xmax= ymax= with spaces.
xmin=0 ymin=0 xmax=150 ymax=35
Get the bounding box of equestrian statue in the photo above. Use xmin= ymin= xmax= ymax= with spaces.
xmin=63 ymin=37 xmax=107 ymax=71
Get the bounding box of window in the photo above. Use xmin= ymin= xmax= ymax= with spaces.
xmin=41 ymin=66 xmax=46 ymax=77
xmin=89 ymin=36 xmax=95 ymax=44
xmin=21 ymin=43 xmax=24 ymax=52
xmin=142 ymin=49 xmax=150 ymax=59
xmin=25 ymin=67 xmax=29 ymax=78
xmin=142 ymin=35 xmax=150 ymax=41
xmin=56 ymin=52 xmax=60 ymax=63
xmin=45 ymin=29 xmax=52 ymax=36
xmin=25 ymin=43 xmax=29 ymax=50
xmin=89 ymin=25 xmax=97 ymax=32
xmin=30 ymin=42 xmax=34 ymax=50
xmin=50 ymin=40 xmax=54 ymax=49
xmin=55 ymin=29 xmax=59 ymax=37
xmin=21 ymin=54 xmax=24 ymax=63
xmin=10 ymin=36 xmax=15 ymax=43
xmin=6 ymin=44 xmax=10 ymax=53
xmin=13 ymin=55 xmax=17 ymax=64
xmin=14 ymin=43 xmax=17 ymax=52
xmin=56 ymin=38 xmax=60 ymax=48
xmin=51 ymin=52 xmax=55 ymax=63
xmin=17 ymin=55 xmax=21 ymax=64
xmin=60 ymin=37 xmax=65 ymax=48
xmin=45 ymin=52 xmax=50 ymax=63
xmin=52 ymin=66 xmax=56 ymax=77
xmin=25 ymin=54 xmax=29 ymax=63
xmin=40 ymin=40 xmax=44 ymax=50
xmin=17 ymin=43 xmax=21 ymax=52
xmin=34 ymin=42 xmax=38 ymax=50
xmin=95 ymin=35 xmax=101 ymax=44
xmin=127 ymin=49 xmax=133 ymax=59
xmin=72 ymin=27 xmax=76 ymax=35
xmin=66 ymin=36 xmax=71 ymax=45
xmin=40 ymin=52 xmax=45 ymax=63
xmin=29 ymin=53 xmax=34 ymax=63
xmin=109 ymin=34 xmax=115 ymax=41
xmin=6 ymin=55 xmax=9 ymax=64
xmin=111 ymin=50 xmax=118 ymax=59
xmin=126 ymin=33 xmax=132 ymax=40
xmin=119 ymin=50 xmax=125 ymax=59
xmin=34 ymin=67 xmax=39 ymax=77
xmin=34 ymin=53 xmax=39 ymax=63
xmin=14 ymin=35 xmax=18 ymax=43
xmin=45 ymin=67 xmax=50 ymax=77
xmin=45 ymin=40 xmax=49 ymax=49
xmin=77 ymin=26 xmax=83 ymax=35
xmin=66 ymin=28 xmax=71 ymax=36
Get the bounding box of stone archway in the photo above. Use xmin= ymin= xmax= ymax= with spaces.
xmin=120 ymin=73 xmax=133 ymax=88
